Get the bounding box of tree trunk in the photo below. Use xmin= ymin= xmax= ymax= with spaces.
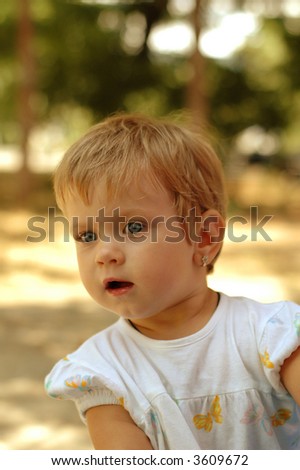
xmin=185 ymin=0 xmax=208 ymax=127
xmin=17 ymin=0 xmax=35 ymax=204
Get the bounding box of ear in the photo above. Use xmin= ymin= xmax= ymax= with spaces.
xmin=192 ymin=209 xmax=225 ymax=267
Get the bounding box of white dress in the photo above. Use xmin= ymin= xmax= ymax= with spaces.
xmin=45 ymin=293 xmax=300 ymax=449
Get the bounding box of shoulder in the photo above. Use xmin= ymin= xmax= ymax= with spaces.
xmin=220 ymin=293 xmax=300 ymax=392
xmin=221 ymin=292 xmax=299 ymax=328
xmin=220 ymin=293 xmax=300 ymax=358
xmin=236 ymin=295 xmax=300 ymax=391
xmin=45 ymin=320 xmax=124 ymax=402
xmin=45 ymin=319 xmax=153 ymax=424
xmin=54 ymin=320 xmax=123 ymax=367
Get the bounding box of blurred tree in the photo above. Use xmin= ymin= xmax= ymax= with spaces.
xmin=186 ymin=0 xmax=209 ymax=125
xmin=34 ymin=0 xmax=171 ymax=119
xmin=208 ymin=18 xmax=300 ymax=141
xmin=1 ymin=0 xmax=300 ymax=203
xmin=0 ymin=3 xmax=18 ymax=144
xmin=16 ymin=0 xmax=36 ymax=203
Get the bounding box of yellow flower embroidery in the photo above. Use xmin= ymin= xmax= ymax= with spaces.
xmin=271 ymin=409 xmax=291 ymax=427
xmin=193 ymin=395 xmax=223 ymax=432
xmin=259 ymin=350 xmax=274 ymax=369
xmin=65 ymin=375 xmax=92 ymax=391
xmin=118 ymin=397 xmax=125 ymax=407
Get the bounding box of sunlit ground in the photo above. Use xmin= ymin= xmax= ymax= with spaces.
xmin=1 ymin=170 xmax=299 ymax=449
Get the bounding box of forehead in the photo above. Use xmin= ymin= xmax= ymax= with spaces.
xmin=64 ymin=176 xmax=174 ymax=219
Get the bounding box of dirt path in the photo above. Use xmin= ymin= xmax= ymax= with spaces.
xmin=0 ymin=209 xmax=299 ymax=449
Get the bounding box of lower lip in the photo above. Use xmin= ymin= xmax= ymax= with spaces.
xmin=106 ymin=285 xmax=134 ymax=296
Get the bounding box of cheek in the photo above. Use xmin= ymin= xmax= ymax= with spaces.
xmin=141 ymin=241 xmax=193 ymax=281
xmin=76 ymin=250 xmax=94 ymax=284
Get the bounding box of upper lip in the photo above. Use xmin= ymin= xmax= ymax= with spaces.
xmin=103 ymin=278 xmax=133 ymax=289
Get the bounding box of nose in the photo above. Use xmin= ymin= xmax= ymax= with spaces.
xmin=94 ymin=241 xmax=125 ymax=266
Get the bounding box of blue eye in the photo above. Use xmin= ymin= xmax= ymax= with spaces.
xmin=78 ymin=231 xmax=97 ymax=243
xmin=126 ymin=221 xmax=144 ymax=234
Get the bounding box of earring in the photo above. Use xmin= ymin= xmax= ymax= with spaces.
xmin=202 ymin=255 xmax=209 ymax=267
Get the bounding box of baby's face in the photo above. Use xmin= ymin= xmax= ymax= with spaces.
xmin=64 ymin=178 xmax=206 ymax=325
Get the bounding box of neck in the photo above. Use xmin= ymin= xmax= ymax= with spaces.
xmin=128 ymin=288 xmax=220 ymax=340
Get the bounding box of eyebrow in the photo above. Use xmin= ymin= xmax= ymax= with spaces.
xmin=70 ymin=216 xmax=95 ymax=232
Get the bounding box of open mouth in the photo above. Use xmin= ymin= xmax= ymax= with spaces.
xmin=104 ymin=279 xmax=134 ymax=295
xmin=106 ymin=280 xmax=133 ymax=290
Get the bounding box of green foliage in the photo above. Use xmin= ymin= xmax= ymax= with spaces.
xmin=0 ymin=3 xmax=18 ymax=143
xmin=205 ymin=17 xmax=300 ymax=162
xmin=1 ymin=0 xmax=300 ymax=158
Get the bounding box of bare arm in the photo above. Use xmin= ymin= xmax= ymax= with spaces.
xmin=280 ymin=346 xmax=300 ymax=406
xmin=86 ymin=405 xmax=154 ymax=450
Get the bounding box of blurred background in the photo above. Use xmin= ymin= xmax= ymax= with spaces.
xmin=0 ymin=0 xmax=299 ymax=449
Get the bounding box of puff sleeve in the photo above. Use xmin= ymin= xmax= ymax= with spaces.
xmin=44 ymin=328 xmax=163 ymax=449
xmin=258 ymin=301 xmax=300 ymax=393
xmin=45 ymin=354 xmax=126 ymax=422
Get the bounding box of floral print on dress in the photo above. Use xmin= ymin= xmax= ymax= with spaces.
xmin=241 ymin=399 xmax=292 ymax=436
xmin=259 ymin=350 xmax=274 ymax=369
xmin=193 ymin=395 xmax=223 ymax=432
xmin=45 ymin=378 xmax=65 ymax=399
xmin=240 ymin=400 xmax=273 ymax=436
xmin=65 ymin=374 xmax=92 ymax=392
xmin=270 ymin=409 xmax=292 ymax=427
xmin=294 ymin=313 xmax=300 ymax=337
xmin=150 ymin=410 xmax=160 ymax=435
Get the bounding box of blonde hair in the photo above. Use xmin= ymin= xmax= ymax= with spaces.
xmin=54 ymin=113 xmax=227 ymax=271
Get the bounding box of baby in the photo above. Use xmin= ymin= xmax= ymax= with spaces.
xmin=46 ymin=113 xmax=300 ymax=450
